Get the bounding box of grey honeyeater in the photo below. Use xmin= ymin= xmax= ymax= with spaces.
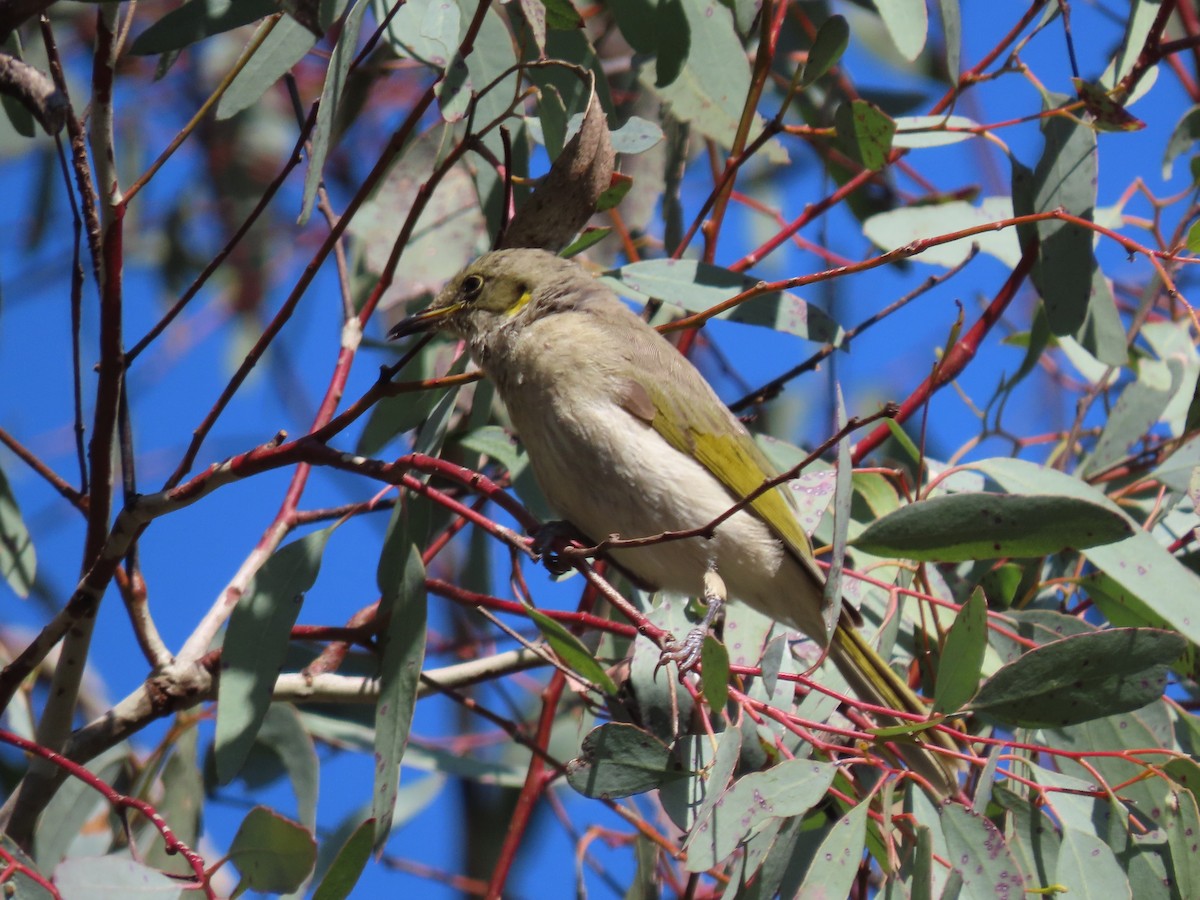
xmin=390 ymin=248 xmax=960 ymax=797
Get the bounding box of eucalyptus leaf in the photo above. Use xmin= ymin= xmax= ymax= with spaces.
xmin=372 ymin=498 xmax=430 ymax=848
xmin=875 ymin=0 xmax=927 ymax=61
xmin=130 ymin=0 xmax=278 ymax=55
xmin=216 ymin=527 xmax=334 ymax=784
xmin=603 ymin=259 xmax=842 ymax=343
xmin=796 ymin=799 xmax=870 ymax=899
xmin=54 ymin=857 xmax=184 ymax=899
xmin=565 ymin=723 xmax=683 ymax=799
xmin=228 ymin=806 xmax=317 ymax=896
xmin=525 ymin=604 xmax=618 ymax=696
xmin=0 ymin=461 xmax=35 ymax=598
xmin=939 ymin=803 xmax=1026 ymax=899
xmin=1056 ymin=827 xmax=1132 ymax=899
xmin=685 ymin=758 xmax=837 ymax=872
xmin=312 ymin=818 xmax=373 ymax=900
xmin=802 ymin=15 xmax=849 ymax=86
xmin=976 ymin=457 xmax=1200 ymax=646
xmin=969 ymin=628 xmax=1185 ymax=727
xmin=933 ymin=587 xmax=987 ymax=713
xmin=852 ymin=492 xmax=1132 ymax=562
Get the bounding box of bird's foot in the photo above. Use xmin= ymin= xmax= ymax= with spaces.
xmin=657 ymin=569 xmax=727 ymax=677
xmin=530 ymin=520 xmax=590 ymax=576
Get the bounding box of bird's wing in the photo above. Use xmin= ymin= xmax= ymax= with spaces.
xmin=616 ymin=346 xmax=818 ymax=572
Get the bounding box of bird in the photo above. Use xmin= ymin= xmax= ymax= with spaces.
xmin=389 ymin=247 xmax=960 ymax=796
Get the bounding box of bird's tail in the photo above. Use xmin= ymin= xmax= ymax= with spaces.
xmin=827 ymin=614 xmax=961 ymax=798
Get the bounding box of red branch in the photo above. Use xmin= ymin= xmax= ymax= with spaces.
xmin=852 ymin=245 xmax=1036 ymax=462
xmin=0 ymin=729 xmax=213 ymax=897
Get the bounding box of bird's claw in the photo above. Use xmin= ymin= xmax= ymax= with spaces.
xmin=656 ymin=628 xmax=707 ymax=676
xmin=655 ymin=568 xmax=727 ymax=679
xmin=530 ymin=520 xmax=588 ymax=576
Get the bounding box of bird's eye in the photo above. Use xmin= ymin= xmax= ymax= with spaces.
xmin=461 ymin=274 xmax=485 ymax=299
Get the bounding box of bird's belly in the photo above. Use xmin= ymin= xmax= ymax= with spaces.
xmin=511 ymin=396 xmax=806 ymax=618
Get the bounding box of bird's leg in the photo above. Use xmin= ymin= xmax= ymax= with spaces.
xmin=659 ymin=568 xmax=727 ymax=674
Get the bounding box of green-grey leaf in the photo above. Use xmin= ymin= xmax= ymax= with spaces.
xmin=685 ymin=758 xmax=837 ymax=872
xmin=976 ymin=457 xmax=1200 ymax=646
xmin=933 ymin=587 xmax=987 ymax=713
xmin=938 ymin=0 xmax=961 ymax=78
xmin=1014 ymin=96 xmax=1125 ymax=364
xmin=0 ymin=462 xmax=35 ymax=598
xmin=1082 ymin=358 xmax=1182 ymax=477
xmin=796 ymin=798 xmax=870 ymax=899
xmin=700 ymin=635 xmax=729 ymax=710
xmin=54 ymin=857 xmax=184 ymax=898
xmin=1056 ymin=827 xmax=1132 ymax=900
xmin=939 ymin=803 xmax=1026 ymax=900
xmin=526 ymin=604 xmax=618 ymax=696
xmin=372 ymin=499 xmax=429 ymax=848
xmin=131 ymin=0 xmax=279 ymax=55
xmin=1163 ymin=777 xmax=1200 ymax=900
xmin=644 ymin=0 xmax=787 ymax=163
xmin=969 ymin=627 xmax=1185 ymax=727
xmin=852 ymin=491 xmax=1132 ymax=562
xmin=891 ymin=114 xmax=978 ymax=148
xmin=217 ymin=14 xmax=319 ymax=120
xmin=216 ymin=527 xmax=333 ymax=784
xmin=228 ymin=806 xmax=317 ymax=896
xmin=566 ymin=723 xmax=682 ymax=798
xmin=35 ymin=742 xmax=128 ymax=869
xmin=1163 ymin=106 xmax=1200 ymax=180
xmin=876 ymin=0 xmax=927 ymax=61
xmin=603 ymin=259 xmax=842 ymax=343
xmin=609 ymin=116 xmax=664 ymax=155
xmin=665 ymin=727 xmax=741 ymax=835
xmin=834 ymin=99 xmax=896 ymax=171
xmin=802 ymin=15 xmax=849 ymax=87
xmin=863 ymin=196 xmax=1021 ymax=267
xmin=257 ymin=704 xmax=320 ymax=828
xmin=312 ymin=818 xmax=374 ymax=900
xmin=300 ymin=0 xmax=368 ymax=224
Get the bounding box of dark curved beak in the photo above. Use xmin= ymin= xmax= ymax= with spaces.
xmin=387 ymin=303 xmax=460 ymax=341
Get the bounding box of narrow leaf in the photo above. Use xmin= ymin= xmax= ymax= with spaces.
xmin=852 ymin=492 xmax=1132 ymax=562
xmin=802 ymin=15 xmax=849 ymax=86
xmin=372 ymin=498 xmax=430 ymax=848
xmin=300 ymin=0 xmax=368 ymax=223
xmin=700 ymin=635 xmax=729 ymax=710
xmin=933 ymin=587 xmax=987 ymax=713
xmin=216 ymin=527 xmax=333 ymax=784
xmin=797 ymin=798 xmax=870 ymax=899
xmin=0 ymin=462 xmax=35 ymax=598
xmin=603 ymin=259 xmax=843 ymax=343
xmin=130 ymin=0 xmax=278 ymax=55
xmin=969 ymin=628 xmax=1185 ymax=727
xmin=312 ymin=818 xmax=374 ymax=900
xmin=526 ymin=604 xmax=618 ymax=696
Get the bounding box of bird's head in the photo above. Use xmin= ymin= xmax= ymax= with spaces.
xmin=388 ymin=249 xmax=593 ymax=358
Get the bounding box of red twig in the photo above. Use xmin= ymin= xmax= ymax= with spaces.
xmin=0 ymin=729 xmax=213 ymax=897
xmin=852 ymin=245 xmax=1036 ymax=461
